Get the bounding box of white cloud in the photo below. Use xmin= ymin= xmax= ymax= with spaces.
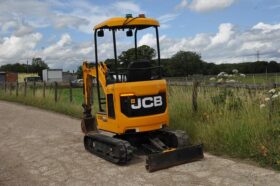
xmin=0 ymin=33 xmax=42 ymax=62
xmin=43 ymin=33 xmax=72 ymax=55
xmin=240 ymin=42 xmax=271 ymax=51
xmin=176 ymin=0 xmax=188 ymax=10
xmin=136 ymin=21 xmax=280 ymax=63
xmin=113 ymin=1 xmax=142 ymax=13
xmin=209 ymin=23 xmax=234 ymax=47
xmin=176 ymin=0 xmax=235 ymax=12
xmin=252 ymin=22 xmax=280 ymax=33
xmin=0 ymin=0 xmax=146 ymax=70
xmin=139 ymin=34 xmax=156 ymax=47
xmin=158 ymin=14 xmax=178 ymax=29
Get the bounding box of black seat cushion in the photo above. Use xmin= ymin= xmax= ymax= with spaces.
xmin=127 ymin=60 xmax=152 ymax=82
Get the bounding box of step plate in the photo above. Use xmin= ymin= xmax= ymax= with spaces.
xmin=146 ymin=144 xmax=204 ymax=172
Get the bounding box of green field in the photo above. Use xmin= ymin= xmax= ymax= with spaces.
xmin=0 ymin=82 xmax=280 ymax=171
xmin=167 ymin=73 xmax=280 ymax=85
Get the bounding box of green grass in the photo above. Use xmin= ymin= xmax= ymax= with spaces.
xmin=0 ymin=83 xmax=280 ymax=171
xmin=234 ymin=73 xmax=280 ymax=84
xmin=207 ymin=73 xmax=280 ymax=85
xmin=0 ymin=84 xmax=83 ymax=118
xmin=169 ymin=86 xmax=280 ymax=170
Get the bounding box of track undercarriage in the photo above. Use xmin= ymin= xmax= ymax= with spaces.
xmin=83 ymin=124 xmax=203 ymax=172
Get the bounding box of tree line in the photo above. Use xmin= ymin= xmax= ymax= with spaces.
xmin=0 ymin=58 xmax=49 ymax=77
xmin=2 ymin=46 xmax=280 ymax=78
xmin=103 ymin=45 xmax=280 ymax=77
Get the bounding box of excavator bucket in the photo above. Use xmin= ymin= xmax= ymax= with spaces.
xmin=81 ymin=117 xmax=97 ymax=134
xmin=146 ymin=144 xmax=203 ymax=172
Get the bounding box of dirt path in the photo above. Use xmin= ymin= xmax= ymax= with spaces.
xmin=0 ymin=101 xmax=279 ymax=186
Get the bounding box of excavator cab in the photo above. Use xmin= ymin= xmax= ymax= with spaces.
xmin=81 ymin=14 xmax=203 ymax=172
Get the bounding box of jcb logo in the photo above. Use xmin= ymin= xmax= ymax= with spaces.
xmin=131 ymin=96 xmax=163 ymax=109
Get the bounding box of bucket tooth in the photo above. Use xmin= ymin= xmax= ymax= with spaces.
xmin=146 ymin=144 xmax=204 ymax=172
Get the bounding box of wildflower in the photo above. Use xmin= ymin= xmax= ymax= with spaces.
xmin=232 ymin=69 xmax=239 ymax=74
xmin=272 ymin=94 xmax=279 ymax=99
xmin=202 ymin=112 xmax=210 ymax=121
xmin=260 ymin=144 xmax=268 ymax=157
xmin=269 ymin=89 xmax=276 ymax=94
xmin=223 ymin=73 xmax=229 ymax=77
xmin=265 ymin=97 xmax=270 ymax=102
xmin=226 ymin=79 xmax=236 ymax=83
xmin=228 ymin=74 xmax=233 ymax=77
xmin=217 ymin=72 xmax=225 ymax=77
xmin=217 ymin=78 xmax=223 ymax=83
xmin=260 ymin=104 xmax=266 ymax=109
xmin=240 ymin=73 xmax=246 ymax=77
xmin=209 ymin=77 xmax=216 ymax=81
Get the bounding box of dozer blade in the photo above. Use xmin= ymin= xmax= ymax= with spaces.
xmin=81 ymin=117 xmax=97 ymax=134
xmin=146 ymin=144 xmax=203 ymax=172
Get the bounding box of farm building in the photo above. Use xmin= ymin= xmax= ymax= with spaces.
xmin=62 ymin=72 xmax=77 ymax=82
xmin=42 ymin=69 xmax=63 ymax=82
xmin=5 ymin=72 xmax=18 ymax=83
xmin=0 ymin=72 xmax=6 ymax=84
xmin=18 ymin=73 xmax=39 ymax=83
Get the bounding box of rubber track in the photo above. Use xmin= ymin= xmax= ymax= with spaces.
xmin=84 ymin=133 xmax=134 ymax=164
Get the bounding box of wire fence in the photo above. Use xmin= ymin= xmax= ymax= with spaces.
xmin=0 ymin=81 xmax=84 ymax=103
xmin=0 ymin=77 xmax=279 ymax=106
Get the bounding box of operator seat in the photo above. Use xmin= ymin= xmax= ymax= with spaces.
xmin=127 ymin=60 xmax=152 ymax=82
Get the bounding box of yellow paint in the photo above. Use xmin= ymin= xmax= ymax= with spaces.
xmin=120 ymin=93 xmax=135 ymax=97
xmin=94 ymin=17 xmax=159 ymax=30
xmin=17 ymin=73 xmax=39 ymax=83
xmin=163 ymin=148 xmax=176 ymax=153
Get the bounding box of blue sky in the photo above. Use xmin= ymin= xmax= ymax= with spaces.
xmin=1 ymin=0 xmax=280 ymax=71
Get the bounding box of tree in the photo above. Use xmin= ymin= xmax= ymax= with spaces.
xmin=76 ymin=65 xmax=83 ymax=79
xmin=168 ymin=51 xmax=203 ymax=76
xmin=30 ymin=58 xmax=49 ymax=78
xmin=0 ymin=63 xmax=27 ymax=72
xmin=104 ymin=58 xmax=115 ymax=70
xmin=268 ymin=61 xmax=279 ymax=73
xmin=118 ymin=45 xmax=156 ymax=67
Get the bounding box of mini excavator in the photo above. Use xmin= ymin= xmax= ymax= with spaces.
xmin=81 ymin=14 xmax=203 ymax=172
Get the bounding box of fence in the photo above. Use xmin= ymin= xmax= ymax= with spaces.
xmin=0 ymin=81 xmax=84 ymax=103
xmin=0 ymin=78 xmax=279 ymax=114
xmin=167 ymin=79 xmax=280 ymax=91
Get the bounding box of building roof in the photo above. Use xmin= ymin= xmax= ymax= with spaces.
xmin=94 ymin=17 xmax=159 ymax=30
xmin=43 ymin=69 xmax=62 ymax=71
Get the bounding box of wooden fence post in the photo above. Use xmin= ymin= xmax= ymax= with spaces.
xmin=43 ymin=82 xmax=46 ymax=98
xmin=33 ymin=81 xmax=36 ymax=96
xmin=268 ymin=98 xmax=273 ymax=123
xmin=91 ymin=80 xmax=94 ymax=104
xmin=4 ymin=81 xmax=6 ymax=93
xmin=9 ymin=82 xmax=12 ymax=95
xmin=54 ymin=82 xmax=58 ymax=102
xmin=16 ymin=81 xmax=19 ymax=96
xmin=192 ymin=80 xmax=199 ymax=113
xmin=24 ymin=81 xmax=27 ymax=96
xmin=69 ymin=81 xmax=73 ymax=102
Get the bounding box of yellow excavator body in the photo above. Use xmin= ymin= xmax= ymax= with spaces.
xmin=81 ymin=14 xmax=203 ymax=172
xmin=83 ymin=62 xmax=168 ymax=134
